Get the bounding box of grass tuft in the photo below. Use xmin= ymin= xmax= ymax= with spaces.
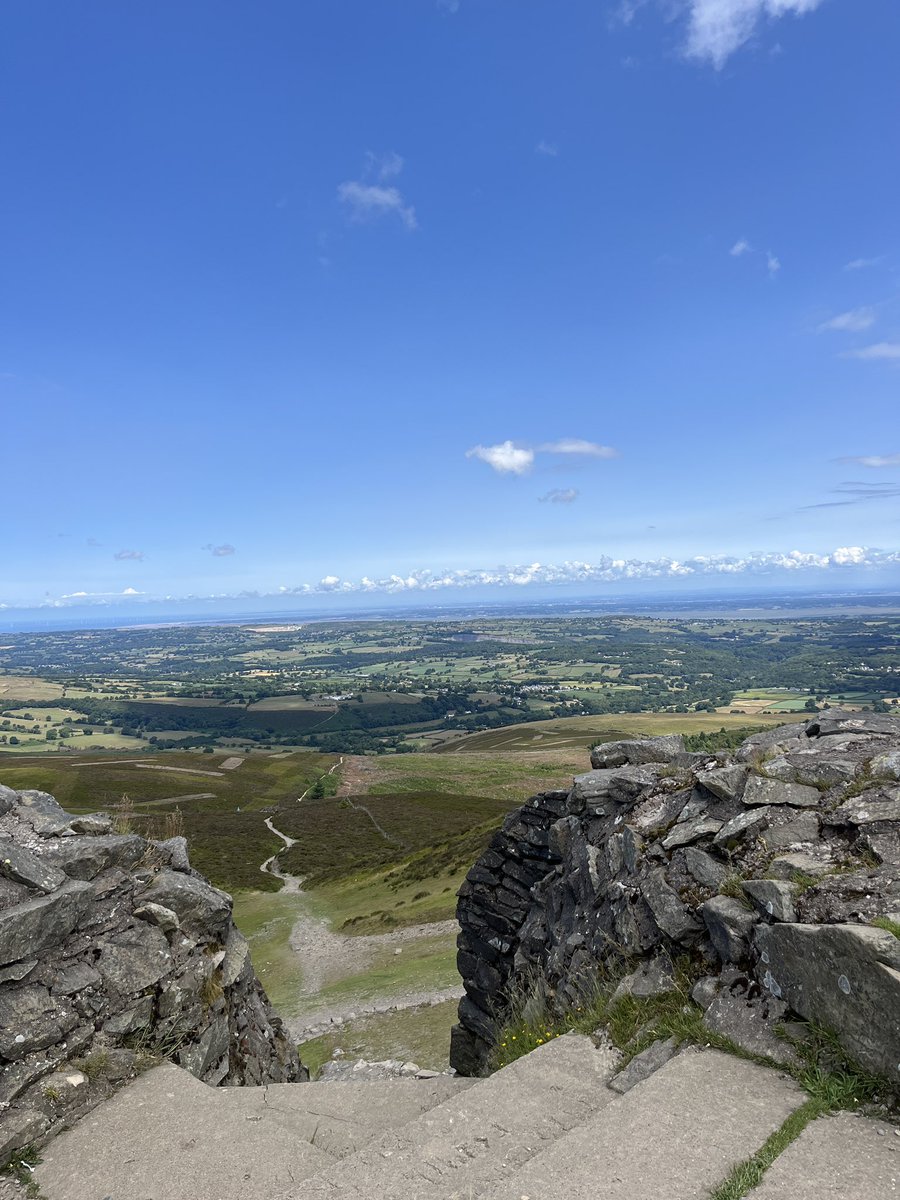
xmin=709 ymin=1099 xmax=823 ymax=1200
xmin=1 ymin=1145 xmax=45 ymax=1198
xmin=872 ymin=916 xmax=900 ymax=940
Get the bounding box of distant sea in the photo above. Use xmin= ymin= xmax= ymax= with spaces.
xmin=3 ymin=588 xmax=900 ymax=635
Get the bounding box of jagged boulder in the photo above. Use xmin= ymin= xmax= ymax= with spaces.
xmin=0 ymin=786 xmax=305 ymax=1165
xmin=452 ymin=710 xmax=900 ymax=1078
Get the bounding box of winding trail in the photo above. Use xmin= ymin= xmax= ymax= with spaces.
xmin=255 ymin=758 xmax=461 ymax=1042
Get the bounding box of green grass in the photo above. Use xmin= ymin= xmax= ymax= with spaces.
xmin=303 ymin=927 xmax=458 ymax=1013
xmin=299 ymin=998 xmax=459 ymax=1078
xmin=872 ymin=916 xmax=900 ymax=939
xmin=231 ymin=890 xmax=308 ymax=1015
xmin=0 ymin=1144 xmax=43 ymax=1196
xmin=709 ymin=1100 xmax=824 ymax=1200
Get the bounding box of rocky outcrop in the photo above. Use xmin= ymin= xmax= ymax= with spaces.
xmin=0 ymin=784 xmax=304 ymax=1164
xmin=451 ymin=710 xmax=900 ymax=1080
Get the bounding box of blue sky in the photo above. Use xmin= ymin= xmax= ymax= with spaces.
xmin=2 ymin=0 xmax=899 ymax=615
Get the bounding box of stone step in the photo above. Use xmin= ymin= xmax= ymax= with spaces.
xmin=34 ymin=1062 xmax=473 ymax=1200
xmin=280 ymin=1033 xmax=620 ymax=1200
xmin=750 ymin=1110 xmax=899 ymax=1199
xmin=483 ymin=1047 xmax=804 ymax=1200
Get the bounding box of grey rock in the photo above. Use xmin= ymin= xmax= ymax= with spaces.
xmin=96 ymin=924 xmax=173 ymax=995
xmin=871 ymin=750 xmax=900 ymax=781
xmin=0 ymin=959 xmax=37 ymax=985
xmin=700 ymin=896 xmax=758 ymax=963
xmin=640 ymin=869 xmax=701 ymax=941
xmin=67 ymin=812 xmax=114 ymax=835
xmin=629 ymin=789 xmax=690 ymax=837
xmin=570 ymin=769 xmax=618 ymax=803
xmin=0 ymin=784 xmax=18 ymax=816
xmin=133 ymin=902 xmax=180 ymax=933
xmin=767 ymin=852 xmax=833 ymax=882
xmin=104 ymin=994 xmax=155 ymax=1036
xmin=590 ymin=734 xmax=684 ymax=768
xmin=736 ymin=723 xmax=808 ymax=762
xmin=138 ymin=870 xmax=231 ymax=938
xmin=713 ymin=806 xmax=772 ymax=848
xmin=609 ymin=1037 xmax=678 ymax=1094
xmin=691 ymin=976 xmax=720 ymax=1011
xmin=662 ymin=816 xmax=723 ymax=850
xmin=0 ymin=1107 xmax=49 ymax=1162
xmin=703 ymin=984 xmax=791 ymax=1063
xmin=178 ymin=1012 xmax=229 ymax=1078
xmin=0 ymin=985 xmax=79 ymax=1060
xmin=756 ymin=922 xmax=900 ymax=1078
xmin=743 ymin=775 xmax=821 ymax=809
xmin=826 ymin=786 xmax=900 ymax=828
xmin=0 ymin=840 xmax=67 ymax=893
xmin=797 ymin=867 xmax=900 ymax=925
xmin=806 ymin=710 xmax=900 ymax=739
xmin=695 ymin=764 xmax=749 ymax=803
xmin=222 ymin=927 xmax=252 ymax=988
xmin=15 ymin=790 xmax=73 ymax=836
xmin=158 ymin=835 xmax=192 ymax=872
xmin=612 ymin=953 xmax=675 ymax=1002
xmin=48 ymin=834 xmax=145 ymax=880
xmin=0 ymin=879 xmax=93 ymax=966
xmin=759 ymin=811 xmax=820 ymax=851
xmin=764 ymin=753 xmax=861 ymax=789
xmin=683 ymin=847 xmax=727 ymax=891
xmin=51 ymin=961 xmax=102 ymax=995
xmin=742 ymin=879 xmax=798 ymax=922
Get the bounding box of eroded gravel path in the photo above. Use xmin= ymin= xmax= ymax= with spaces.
xmin=258 ymin=761 xmax=461 ymax=1040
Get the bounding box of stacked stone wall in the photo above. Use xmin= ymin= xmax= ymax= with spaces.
xmin=451 ymin=712 xmax=900 ymax=1080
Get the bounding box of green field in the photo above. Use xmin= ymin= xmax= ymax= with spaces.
xmin=435 ymin=710 xmax=791 ymax=754
xmin=299 ymin=999 xmax=460 ymax=1078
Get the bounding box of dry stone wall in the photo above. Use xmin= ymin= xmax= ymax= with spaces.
xmin=0 ymin=785 xmax=305 ymax=1164
xmin=451 ymin=711 xmax=900 ymax=1080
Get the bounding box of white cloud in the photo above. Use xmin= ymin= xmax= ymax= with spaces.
xmin=272 ymin=546 xmax=900 ymax=596
xmin=203 ymin=543 xmax=237 ymax=557
xmin=684 ymin=0 xmax=826 ymax=70
xmin=466 ymin=441 xmax=535 ymax=475
xmin=437 ymin=0 xmax=460 ymax=12
xmin=337 ymin=181 xmax=417 ymax=231
xmin=539 ymin=438 xmax=619 ymax=459
xmin=113 ymin=549 xmax=144 ymax=561
xmin=838 ymin=453 xmax=900 ymax=469
xmin=61 ymin=588 xmax=145 ymax=599
xmin=844 ymin=343 xmax=900 ymax=362
xmin=535 ymin=140 xmax=559 ymax=157
xmin=365 ymin=151 xmax=404 ymax=181
xmin=730 ymin=239 xmax=781 ymax=277
xmin=539 ymin=488 xmax=579 ymax=504
xmin=845 ymin=257 xmax=883 ymax=271
xmin=467 ymin=437 xmax=620 ymax=475
xmin=818 ymin=307 xmax=876 ymax=333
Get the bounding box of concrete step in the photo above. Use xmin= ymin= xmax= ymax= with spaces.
xmin=750 ymin=1110 xmax=899 ymax=1199
xmin=281 ymin=1033 xmax=621 ymax=1200
xmin=34 ymin=1062 xmax=473 ymax=1200
xmin=483 ymin=1047 xmax=805 ymax=1200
